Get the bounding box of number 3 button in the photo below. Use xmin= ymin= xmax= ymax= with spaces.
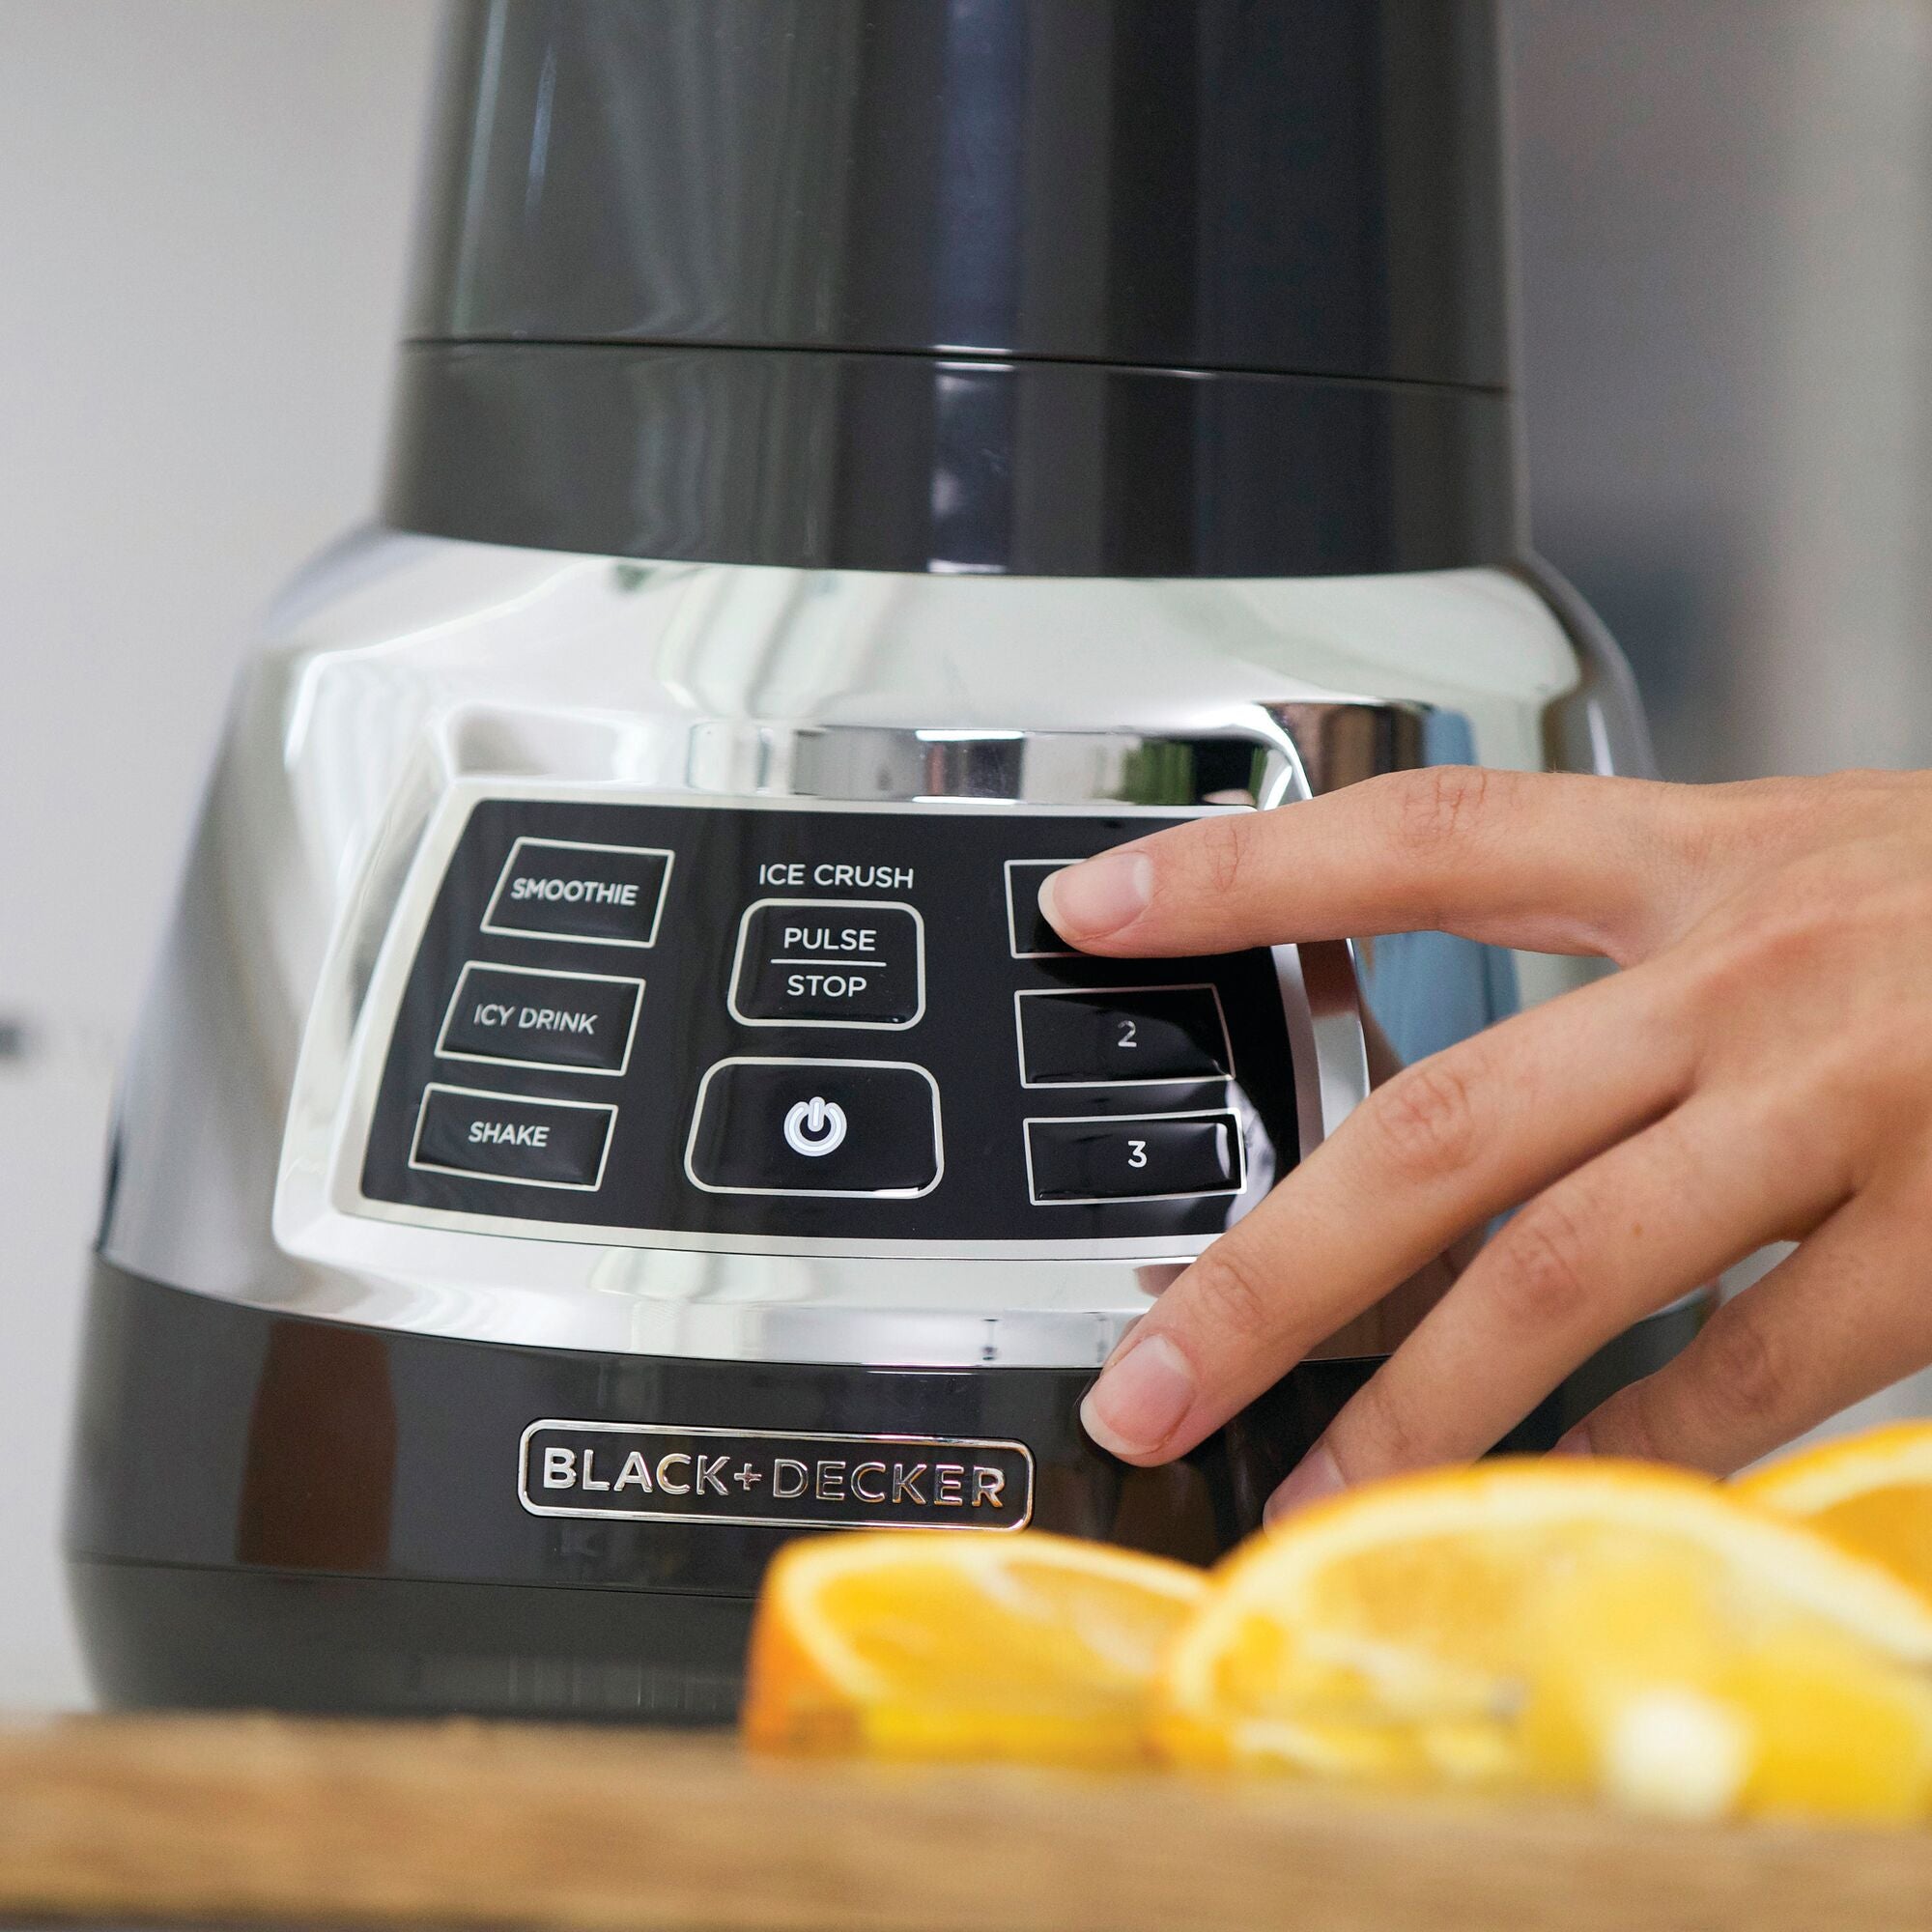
xmin=1023 ymin=1112 xmax=1244 ymax=1204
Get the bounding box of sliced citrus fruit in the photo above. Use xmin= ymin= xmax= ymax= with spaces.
xmin=1520 ymin=1548 xmax=1932 ymax=1823
xmin=1155 ymin=1459 xmax=1932 ymax=1820
xmin=741 ymin=1529 xmax=1208 ymax=1767
xmin=1737 ymin=1421 xmax=1932 ymax=1602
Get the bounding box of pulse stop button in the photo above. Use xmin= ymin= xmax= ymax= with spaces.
xmin=728 ymin=899 xmax=924 ymax=1028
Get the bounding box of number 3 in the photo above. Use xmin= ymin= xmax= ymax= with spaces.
xmin=1128 ymin=1138 xmax=1149 ymax=1169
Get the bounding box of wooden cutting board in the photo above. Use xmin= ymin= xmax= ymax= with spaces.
xmin=1 ymin=1716 xmax=1929 ymax=1932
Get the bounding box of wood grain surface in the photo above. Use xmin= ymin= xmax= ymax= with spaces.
xmin=0 ymin=1716 xmax=1927 ymax=1932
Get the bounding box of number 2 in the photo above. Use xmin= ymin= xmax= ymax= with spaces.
xmin=1128 ymin=1138 xmax=1149 ymax=1169
xmin=1118 ymin=1019 xmax=1138 ymax=1049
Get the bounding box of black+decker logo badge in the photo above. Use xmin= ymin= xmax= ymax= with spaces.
xmin=518 ymin=1420 xmax=1035 ymax=1531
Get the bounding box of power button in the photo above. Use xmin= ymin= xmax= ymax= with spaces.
xmin=686 ymin=1058 xmax=942 ymax=1198
xmin=782 ymin=1094 xmax=848 ymax=1156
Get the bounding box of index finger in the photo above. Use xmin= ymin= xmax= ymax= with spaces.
xmin=1037 ymin=768 xmax=1689 ymax=962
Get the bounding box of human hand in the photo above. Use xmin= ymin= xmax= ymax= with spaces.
xmin=1041 ymin=768 xmax=1932 ymax=1517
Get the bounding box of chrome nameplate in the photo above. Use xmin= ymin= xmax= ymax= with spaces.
xmin=518 ymin=1419 xmax=1035 ymax=1531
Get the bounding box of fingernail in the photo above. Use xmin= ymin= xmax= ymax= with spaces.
xmin=1550 ymin=1424 xmax=1594 ymax=1458
xmin=1080 ymin=1334 xmax=1195 ymax=1459
xmin=1039 ymin=849 xmax=1153 ymax=941
xmin=1264 ymin=1442 xmax=1345 ymax=1524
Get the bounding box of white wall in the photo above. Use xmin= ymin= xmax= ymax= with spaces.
xmin=1516 ymin=0 xmax=1932 ymax=781
xmin=0 ymin=0 xmax=439 ymax=1708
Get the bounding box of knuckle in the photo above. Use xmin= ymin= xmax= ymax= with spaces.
xmin=1733 ymin=895 xmax=1834 ymax=973
xmin=1686 ymin=863 xmax=1857 ymax=997
xmin=1185 ymin=811 xmax=1253 ymax=901
xmin=1742 ymin=1087 xmax=1856 ymax=1207
xmin=1486 ymin=1194 xmax=1598 ymax=1332
xmin=1694 ymin=1300 xmax=1793 ymax=1435
xmin=1655 ymin=781 xmax=1731 ymax=875
xmin=1588 ymin=1303 xmax=1799 ymax=1474
xmin=1180 ymin=1239 xmax=1279 ymax=1349
xmin=1391 ymin=765 xmax=1499 ymax=856
xmin=1333 ymin=1370 xmax=1430 ymax=1479
xmin=1678 ymin=909 xmax=1802 ymax=1024
xmin=1370 ymin=1055 xmax=1484 ymax=1180
xmin=1586 ymin=1379 xmax=1672 ymax=1463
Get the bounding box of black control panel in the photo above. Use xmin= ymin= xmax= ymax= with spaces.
xmin=359 ymin=799 xmax=1300 ymax=1246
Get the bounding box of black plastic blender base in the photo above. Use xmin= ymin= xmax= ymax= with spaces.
xmin=66 ymin=1262 xmax=1700 ymax=1720
xmin=69 ymin=1559 xmax=753 ymax=1724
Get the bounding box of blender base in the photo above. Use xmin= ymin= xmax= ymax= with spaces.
xmin=68 ymin=1559 xmax=754 ymax=1724
xmin=66 ymin=1262 xmax=1700 ymax=1719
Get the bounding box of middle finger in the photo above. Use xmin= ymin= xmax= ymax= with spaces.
xmin=1080 ymin=960 xmax=1695 ymax=1463
xmin=1266 ymin=1086 xmax=1849 ymax=1515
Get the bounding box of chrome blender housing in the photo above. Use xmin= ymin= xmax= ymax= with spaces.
xmin=98 ymin=540 xmax=1652 ymax=1371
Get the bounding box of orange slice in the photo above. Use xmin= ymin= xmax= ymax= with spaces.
xmin=741 ymin=1529 xmax=1208 ymax=1767
xmin=1155 ymin=1459 xmax=1932 ymax=1820
xmin=1737 ymin=1421 xmax=1932 ymax=1602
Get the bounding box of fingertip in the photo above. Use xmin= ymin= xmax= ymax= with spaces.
xmin=1263 ymin=1441 xmax=1344 ymax=1524
xmin=1035 ymin=869 xmax=1067 ymax=934
xmin=1079 ymin=1332 xmax=1196 ymax=1462
xmin=1038 ymin=848 xmax=1154 ymax=945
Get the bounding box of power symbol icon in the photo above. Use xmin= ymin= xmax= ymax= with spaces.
xmin=782 ymin=1094 xmax=848 ymax=1157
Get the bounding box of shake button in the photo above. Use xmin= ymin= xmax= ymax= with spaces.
xmin=411 ymin=1086 xmax=615 ymax=1190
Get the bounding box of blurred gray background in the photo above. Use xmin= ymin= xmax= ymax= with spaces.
xmin=1 ymin=0 xmax=1928 ymax=1708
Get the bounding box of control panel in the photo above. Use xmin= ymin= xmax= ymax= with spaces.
xmin=356 ymin=797 xmax=1302 ymax=1250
